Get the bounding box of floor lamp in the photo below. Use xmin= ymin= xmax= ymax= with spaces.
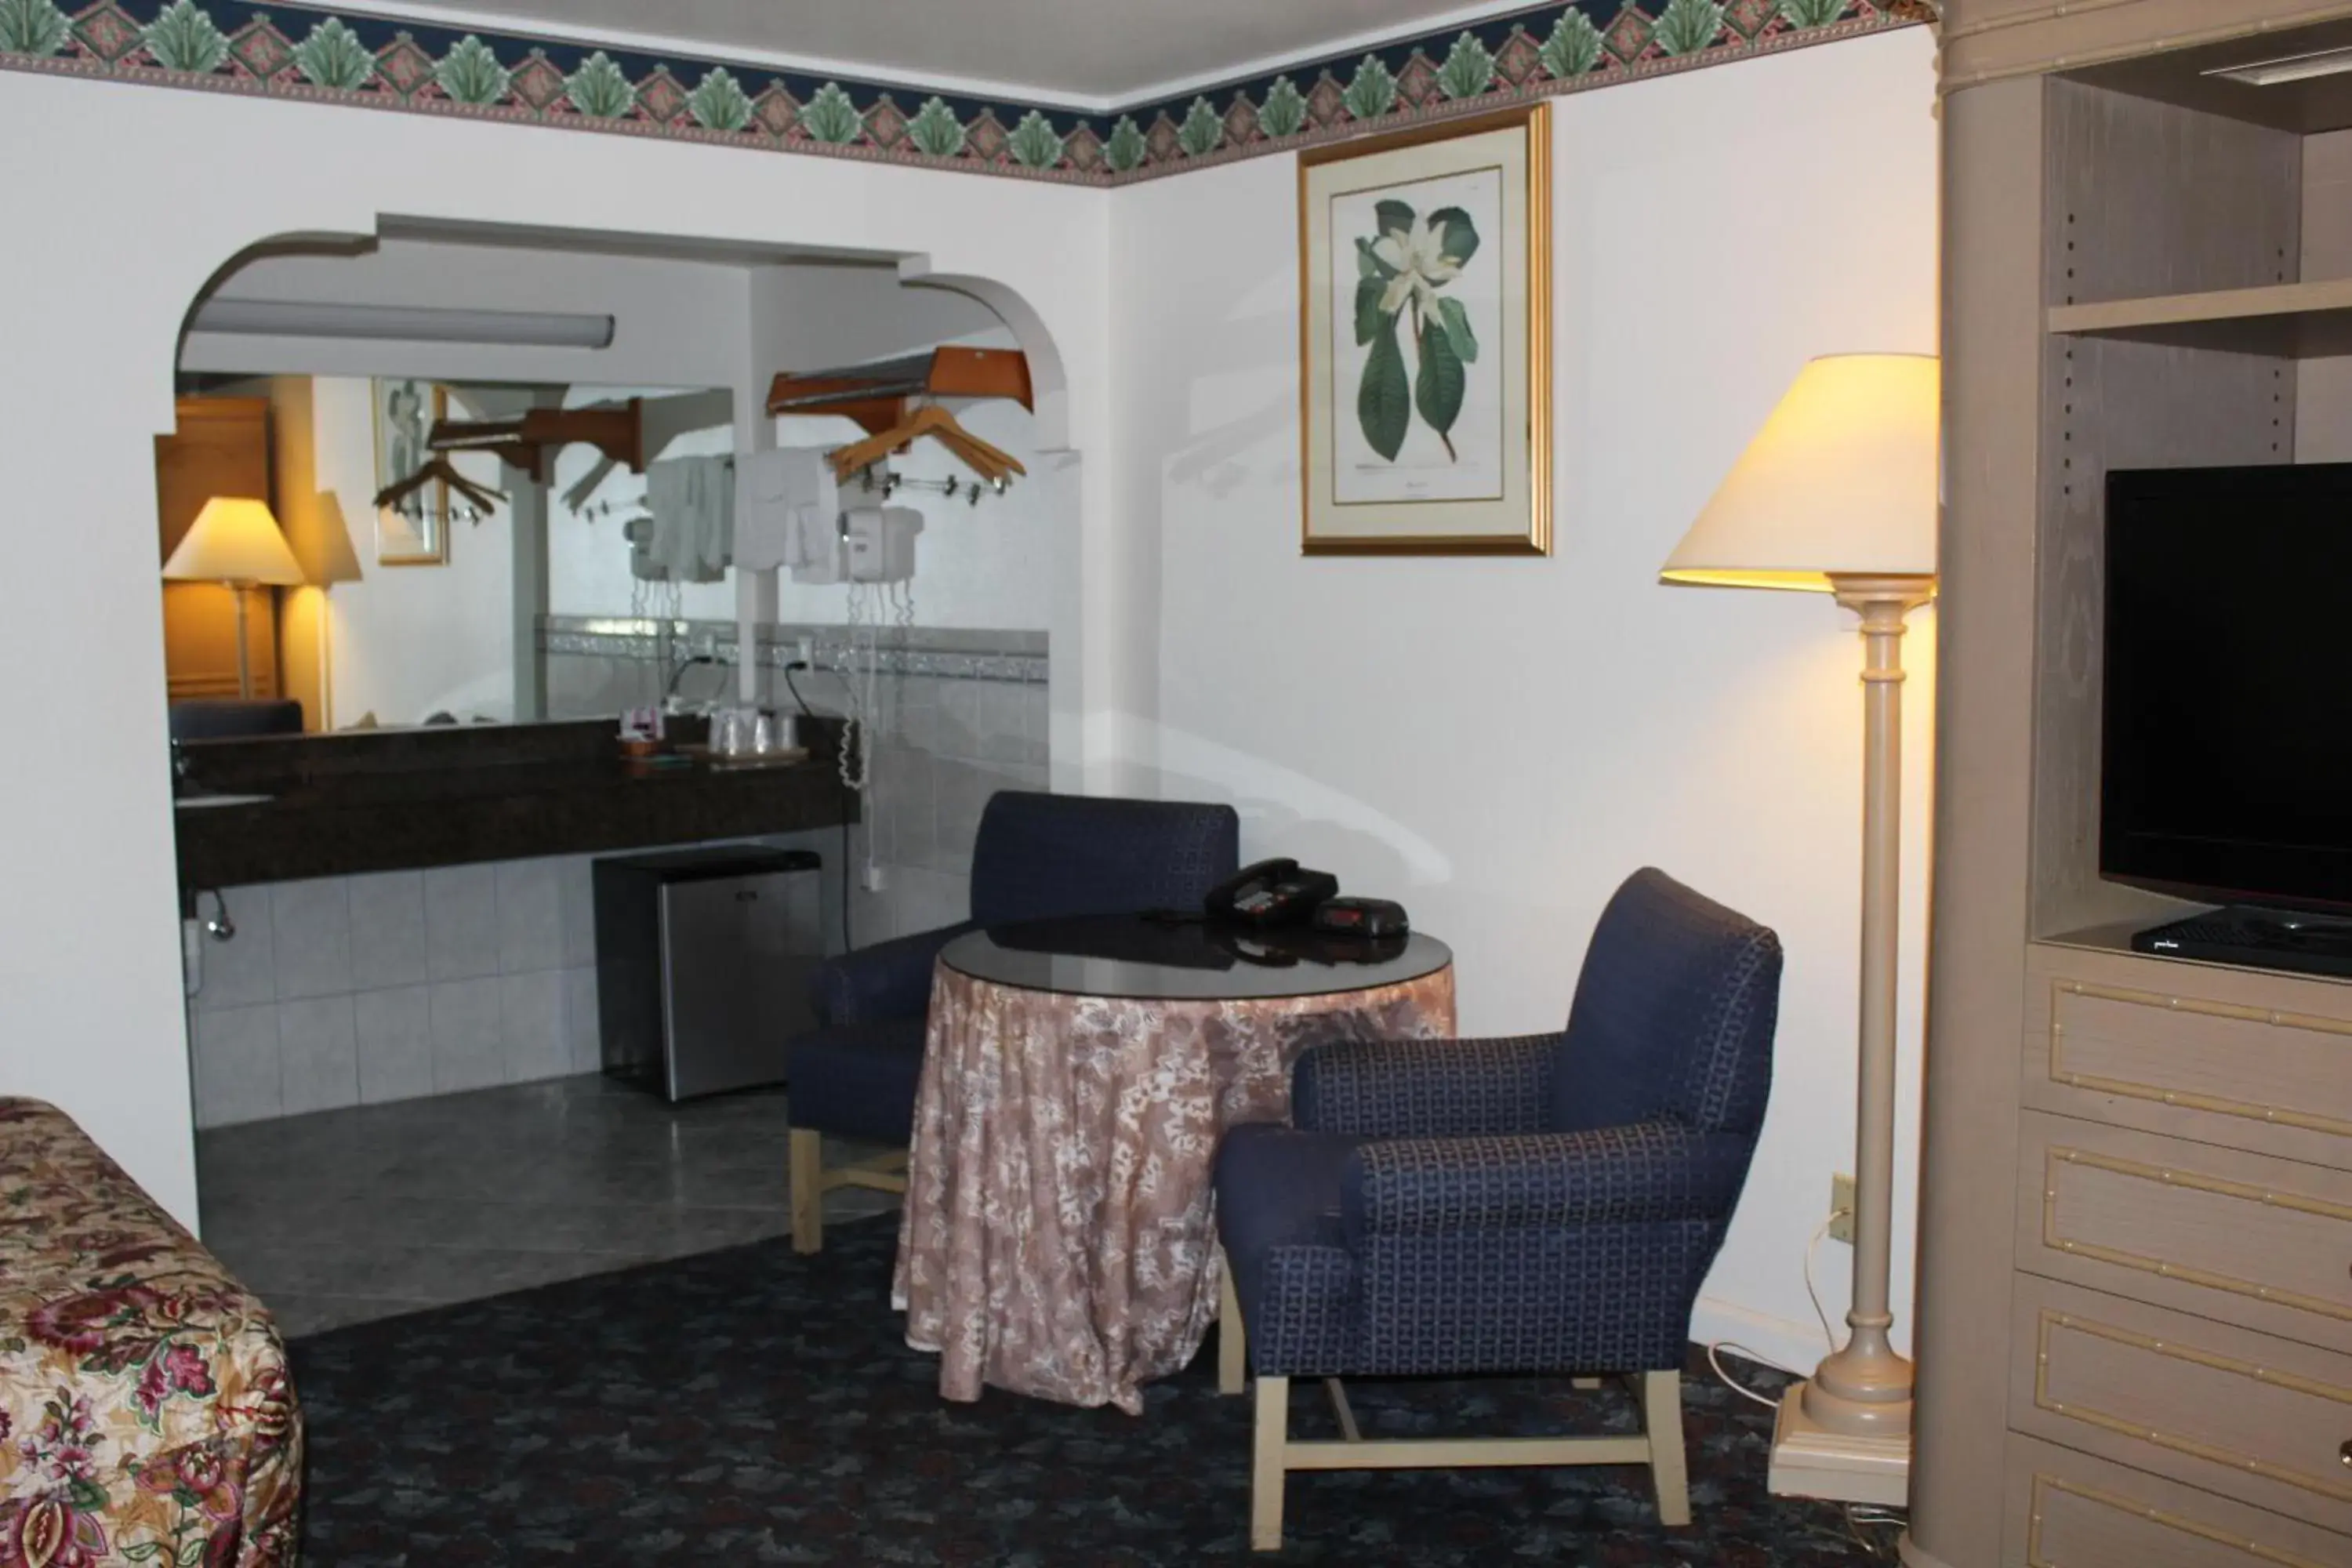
xmin=162 ymin=497 xmax=306 ymax=699
xmin=1661 ymin=354 xmax=1939 ymax=1507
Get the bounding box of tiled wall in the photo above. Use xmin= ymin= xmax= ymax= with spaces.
xmin=855 ymin=674 xmax=1049 ymax=942
xmin=542 ymin=618 xmax=1049 ymax=947
xmin=187 ymin=858 xmax=600 ymax=1128
xmin=186 ymin=833 xmax=840 ymax=1128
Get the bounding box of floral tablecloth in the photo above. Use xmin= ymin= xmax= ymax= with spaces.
xmin=893 ymin=960 xmax=1456 ymax=1414
xmin=0 ymin=1099 xmax=302 ymax=1567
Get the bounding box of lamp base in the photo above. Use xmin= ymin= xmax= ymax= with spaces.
xmin=1767 ymin=1383 xmax=1911 ymax=1506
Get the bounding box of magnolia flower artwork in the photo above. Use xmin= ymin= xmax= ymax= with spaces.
xmin=1356 ymin=201 xmax=1481 ymax=465
xmin=1300 ymin=106 xmax=1551 ymax=555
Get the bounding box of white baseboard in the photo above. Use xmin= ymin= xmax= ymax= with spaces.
xmin=1690 ymin=1295 xmax=1831 ymax=1382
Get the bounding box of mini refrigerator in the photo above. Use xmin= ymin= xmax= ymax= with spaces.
xmin=593 ymin=846 xmax=822 ymax=1101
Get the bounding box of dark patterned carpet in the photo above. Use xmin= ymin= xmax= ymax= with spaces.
xmin=288 ymin=1218 xmax=1892 ymax=1565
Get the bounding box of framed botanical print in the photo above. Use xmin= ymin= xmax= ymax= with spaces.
xmin=1298 ymin=103 xmax=1551 ymax=555
xmin=372 ymin=378 xmax=449 ymax=566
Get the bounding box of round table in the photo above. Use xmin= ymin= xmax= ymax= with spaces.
xmin=892 ymin=914 xmax=1456 ymax=1414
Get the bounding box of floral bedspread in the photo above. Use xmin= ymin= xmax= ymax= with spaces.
xmin=0 ymin=1100 xmax=301 ymax=1566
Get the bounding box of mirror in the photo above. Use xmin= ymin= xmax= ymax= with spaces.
xmin=160 ymin=232 xmax=1040 ymax=750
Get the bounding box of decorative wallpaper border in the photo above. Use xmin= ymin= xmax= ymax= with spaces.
xmin=0 ymin=0 xmax=1927 ymax=184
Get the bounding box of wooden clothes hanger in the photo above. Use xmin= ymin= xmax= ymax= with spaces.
xmin=430 ymin=399 xmax=645 ymax=484
xmin=826 ymin=405 xmax=1027 ymax=486
xmin=372 ymin=456 xmax=505 ymax=517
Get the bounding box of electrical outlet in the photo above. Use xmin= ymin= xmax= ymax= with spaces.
xmin=860 ymin=864 xmax=888 ymax=893
xmin=797 ymin=635 xmax=816 ymax=667
xmin=1828 ymin=1173 xmax=1857 ymax=1244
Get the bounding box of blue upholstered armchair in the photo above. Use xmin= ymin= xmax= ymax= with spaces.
xmin=1212 ymin=867 xmax=1782 ymax=1551
xmin=785 ymin=789 xmax=1240 ymax=1251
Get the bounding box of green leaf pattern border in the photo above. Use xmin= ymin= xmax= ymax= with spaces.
xmin=0 ymin=0 xmax=1925 ymax=185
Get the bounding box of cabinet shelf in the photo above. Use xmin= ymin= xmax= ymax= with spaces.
xmin=2048 ymin=277 xmax=2352 ymax=356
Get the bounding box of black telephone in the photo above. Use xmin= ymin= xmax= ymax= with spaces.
xmin=1204 ymin=858 xmax=1341 ymax=927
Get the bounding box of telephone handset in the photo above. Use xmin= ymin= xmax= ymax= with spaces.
xmin=1204 ymin=858 xmax=1341 ymax=927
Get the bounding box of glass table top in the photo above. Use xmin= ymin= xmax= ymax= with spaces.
xmin=938 ymin=914 xmax=1453 ymax=1001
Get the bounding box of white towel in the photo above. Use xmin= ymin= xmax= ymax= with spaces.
xmin=735 ymin=447 xmax=841 ymax=581
xmin=645 ymin=456 xmax=735 ymax=583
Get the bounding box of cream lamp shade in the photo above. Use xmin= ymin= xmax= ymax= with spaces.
xmin=162 ymin=497 xmax=304 ymax=586
xmin=1661 ymin=353 xmax=1939 ymax=592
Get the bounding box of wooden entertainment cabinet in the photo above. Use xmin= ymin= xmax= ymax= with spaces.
xmin=1920 ymin=5 xmax=2352 ymax=1566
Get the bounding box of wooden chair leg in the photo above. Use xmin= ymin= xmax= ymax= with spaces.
xmin=789 ymin=1129 xmax=823 ymax=1254
xmin=1218 ymin=1252 xmax=1247 ymax=1396
xmin=1643 ymin=1369 xmax=1691 ymax=1527
xmin=1250 ymin=1374 xmax=1289 ymax=1552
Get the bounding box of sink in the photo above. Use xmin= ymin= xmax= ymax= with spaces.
xmin=174 ymin=791 xmax=273 ymax=811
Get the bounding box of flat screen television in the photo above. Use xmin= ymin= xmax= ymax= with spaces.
xmin=2103 ymin=463 xmax=2352 ymax=920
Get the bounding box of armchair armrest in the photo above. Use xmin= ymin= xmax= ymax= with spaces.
xmin=1342 ymin=1121 xmax=1755 ymax=1239
xmin=809 ymin=920 xmax=978 ymax=1025
xmin=1291 ymin=1033 xmax=1560 ymax=1138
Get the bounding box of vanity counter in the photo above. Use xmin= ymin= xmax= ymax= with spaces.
xmin=173 ymin=717 xmax=853 ymax=892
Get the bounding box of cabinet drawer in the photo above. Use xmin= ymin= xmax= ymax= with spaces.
xmin=2003 ymin=1434 xmax=2351 ymax=1568
xmin=2016 ymin=1110 xmax=2352 ymax=1352
xmin=2012 ymin=1276 xmax=2352 ymax=1534
xmin=2024 ymin=946 xmax=2352 ymax=1170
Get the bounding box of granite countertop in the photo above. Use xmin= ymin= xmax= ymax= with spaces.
xmin=173 ymin=717 xmax=856 ymax=891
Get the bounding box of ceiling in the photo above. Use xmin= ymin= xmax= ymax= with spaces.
xmin=377 ymin=0 xmax=1531 ymax=102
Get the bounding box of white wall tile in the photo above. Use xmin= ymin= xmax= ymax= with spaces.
xmin=192 ymin=1004 xmax=281 ymax=1127
xmin=495 ymin=858 xmax=564 ymax=975
xmin=348 ymin=871 xmax=427 ymax=991
xmin=499 ymin=970 xmax=569 ymax=1084
xmin=898 ymin=676 xmax=942 ymax=753
xmin=562 ymin=965 xmax=601 ymax=1074
xmin=277 ymin=994 xmax=358 ymax=1116
xmin=892 ymin=866 xmax=971 ymax=936
xmin=895 ymin=749 xmax=941 ymax=872
xmin=934 ymin=758 xmax=1004 ymax=876
xmin=354 ymin=985 xmax=434 ymax=1105
xmin=1016 ymin=684 xmax=1049 ymax=764
xmin=557 ymin=856 xmax=597 ymax=970
xmin=426 ymin=865 xmax=499 ymax=982
xmin=848 ymin=877 xmax=897 ymax=947
xmin=429 ymin=976 xmax=504 ymax=1092
xmin=192 ymin=887 xmax=274 ymax=1011
xmin=270 ymin=878 xmax=353 ymax=1000
xmin=938 ymin=678 xmax=983 ymax=761
xmin=977 ymin=682 xmax=1029 ymax=765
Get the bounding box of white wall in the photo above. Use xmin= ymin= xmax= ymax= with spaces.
xmin=307 ymin=378 xmax=517 ymax=728
xmin=1115 ymin=27 xmax=1941 ymax=1373
xmin=0 ymin=74 xmax=1108 ymax=1225
xmin=9 ymin=36 xmax=1943 ymax=1374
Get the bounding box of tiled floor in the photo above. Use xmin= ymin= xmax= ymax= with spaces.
xmin=196 ymin=1072 xmax=895 ymax=1337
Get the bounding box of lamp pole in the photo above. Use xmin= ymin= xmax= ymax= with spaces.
xmin=229 ymin=579 xmax=256 ymax=699
xmin=1803 ymin=573 xmax=1934 ymax=1439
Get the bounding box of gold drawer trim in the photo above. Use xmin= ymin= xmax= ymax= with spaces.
xmin=2027 ymin=1473 xmax=2336 ymax=1568
xmin=2046 ymin=980 xmax=2352 ymax=1140
xmin=2042 ymin=1146 xmax=2352 ymax=1323
xmin=2034 ymin=1310 xmax=2352 ymax=1504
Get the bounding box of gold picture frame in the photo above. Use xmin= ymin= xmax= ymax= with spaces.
xmin=372 ymin=379 xmax=450 ymax=566
xmin=1298 ymin=103 xmax=1551 ymax=556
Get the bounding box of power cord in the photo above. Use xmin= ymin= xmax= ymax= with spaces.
xmin=1704 ymin=1208 xmax=1907 ymax=1558
xmin=1804 ymin=1207 xmax=1848 ymax=1356
xmin=1705 ymin=1343 xmax=1787 ymax=1410
xmin=785 ymin=659 xmax=853 ymax=954
xmin=1704 ymin=1208 xmax=1851 ymax=1406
